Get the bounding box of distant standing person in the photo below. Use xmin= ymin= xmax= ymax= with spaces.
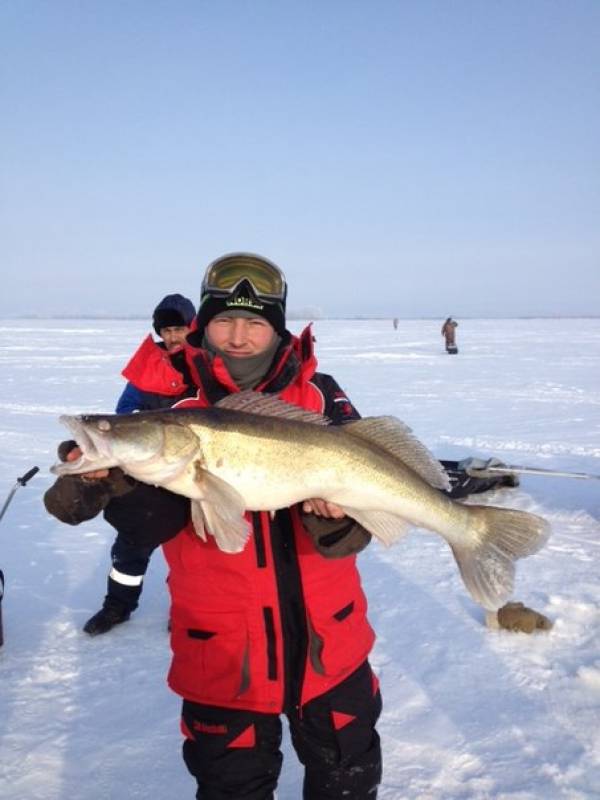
xmin=442 ymin=317 xmax=458 ymax=354
xmin=392 ymin=317 xmax=399 ymax=330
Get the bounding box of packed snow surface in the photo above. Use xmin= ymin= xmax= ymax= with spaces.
xmin=0 ymin=318 xmax=599 ymax=799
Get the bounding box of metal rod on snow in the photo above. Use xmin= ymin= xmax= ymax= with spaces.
xmin=0 ymin=568 xmax=4 ymax=648
xmin=0 ymin=466 xmax=40 ymax=524
xmin=0 ymin=466 xmax=39 ymax=648
xmin=470 ymin=464 xmax=600 ymax=482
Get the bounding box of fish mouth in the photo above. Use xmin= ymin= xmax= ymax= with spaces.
xmin=63 ymin=415 xmax=98 ymax=455
xmin=50 ymin=415 xmax=117 ymax=475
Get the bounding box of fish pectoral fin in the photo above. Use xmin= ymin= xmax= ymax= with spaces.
xmin=341 ymin=508 xmax=412 ymax=547
xmin=190 ymin=501 xmax=207 ymax=542
xmin=197 ymin=472 xmax=251 ymax=554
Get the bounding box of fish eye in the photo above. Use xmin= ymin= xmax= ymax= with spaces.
xmin=98 ymin=419 xmax=111 ymax=432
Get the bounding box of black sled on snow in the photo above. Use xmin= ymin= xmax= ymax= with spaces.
xmin=440 ymin=458 xmax=519 ymax=499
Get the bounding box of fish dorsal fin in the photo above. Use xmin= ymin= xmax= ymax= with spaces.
xmin=215 ymin=391 xmax=330 ymax=426
xmin=343 ymin=416 xmax=450 ymax=491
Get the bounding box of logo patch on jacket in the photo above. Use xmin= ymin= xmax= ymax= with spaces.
xmin=193 ymin=721 xmax=228 ymax=735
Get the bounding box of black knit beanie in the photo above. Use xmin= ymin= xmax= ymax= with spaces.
xmin=152 ymin=294 xmax=196 ymax=335
xmin=194 ymin=279 xmax=286 ymax=339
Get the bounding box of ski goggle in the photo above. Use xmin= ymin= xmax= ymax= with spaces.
xmin=201 ymin=253 xmax=287 ymax=305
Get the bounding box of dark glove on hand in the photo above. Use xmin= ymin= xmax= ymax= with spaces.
xmin=44 ymin=476 xmax=114 ymax=525
xmin=44 ymin=439 xmax=136 ymax=525
xmin=301 ymin=512 xmax=371 ymax=558
xmin=44 ymin=470 xmax=136 ymax=525
xmin=57 ymin=439 xmax=78 ymax=462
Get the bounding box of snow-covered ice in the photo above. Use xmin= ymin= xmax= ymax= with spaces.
xmin=0 ymin=318 xmax=599 ymax=799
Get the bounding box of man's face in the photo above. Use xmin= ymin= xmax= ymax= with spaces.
xmin=206 ymin=314 xmax=276 ymax=357
xmin=160 ymin=326 xmax=191 ymax=352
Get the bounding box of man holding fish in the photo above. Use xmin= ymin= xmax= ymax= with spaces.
xmin=45 ymin=253 xmax=549 ymax=799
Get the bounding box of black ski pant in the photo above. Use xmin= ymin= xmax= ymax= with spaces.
xmin=103 ymin=535 xmax=156 ymax=613
xmin=101 ymin=483 xmax=189 ymax=613
xmin=181 ymin=661 xmax=382 ymax=800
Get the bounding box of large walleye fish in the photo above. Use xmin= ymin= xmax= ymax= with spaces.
xmin=51 ymin=392 xmax=550 ymax=610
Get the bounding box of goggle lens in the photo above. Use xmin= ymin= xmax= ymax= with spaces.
xmin=203 ymin=254 xmax=286 ymax=302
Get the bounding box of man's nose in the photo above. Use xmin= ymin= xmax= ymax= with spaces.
xmin=166 ymin=334 xmax=183 ymax=350
xmin=229 ymin=319 xmax=248 ymax=345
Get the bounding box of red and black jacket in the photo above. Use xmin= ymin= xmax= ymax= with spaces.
xmin=116 ymin=335 xmax=196 ymax=412
xmin=162 ymin=325 xmax=376 ymax=714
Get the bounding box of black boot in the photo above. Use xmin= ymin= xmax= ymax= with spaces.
xmin=83 ymin=603 xmax=131 ymax=636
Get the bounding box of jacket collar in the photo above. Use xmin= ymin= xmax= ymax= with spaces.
xmin=187 ymin=324 xmax=317 ymax=403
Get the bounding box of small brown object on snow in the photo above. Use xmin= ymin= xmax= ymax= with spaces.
xmin=485 ymin=601 xmax=553 ymax=633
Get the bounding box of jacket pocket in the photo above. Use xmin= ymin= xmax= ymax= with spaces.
xmin=307 ymin=590 xmax=375 ymax=678
xmin=169 ymin=610 xmax=250 ymax=702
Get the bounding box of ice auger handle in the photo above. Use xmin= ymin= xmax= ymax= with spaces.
xmin=18 ymin=467 xmax=40 ymax=486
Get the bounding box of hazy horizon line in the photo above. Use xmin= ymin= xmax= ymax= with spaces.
xmin=2 ymin=314 xmax=599 ymax=322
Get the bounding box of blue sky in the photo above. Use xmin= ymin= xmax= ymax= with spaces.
xmin=1 ymin=1 xmax=599 ymax=318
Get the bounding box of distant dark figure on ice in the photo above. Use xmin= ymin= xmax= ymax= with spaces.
xmin=392 ymin=317 xmax=399 ymax=330
xmin=442 ymin=317 xmax=458 ymax=354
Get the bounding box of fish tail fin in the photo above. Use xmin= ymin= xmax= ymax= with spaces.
xmin=450 ymin=505 xmax=550 ymax=611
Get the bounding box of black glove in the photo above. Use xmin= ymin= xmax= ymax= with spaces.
xmin=301 ymin=512 xmax=371 ymax=558
xmin=57 ymin=439 xmax=78 ymax=462
xmin=44 ymin=439 xmax=136 ymax=525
